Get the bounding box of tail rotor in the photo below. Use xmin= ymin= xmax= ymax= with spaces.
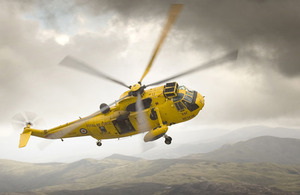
xmin=12 ymin=112 xmax=44 ymax=130
xmin=12 ymin=112 xmax=45 ymax=148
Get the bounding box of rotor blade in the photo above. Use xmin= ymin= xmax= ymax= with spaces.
xmin=12 ymin=113 xmax=27 ymax=123
xmin=12 ymin=112 xmax=29 ymax=131
xmin=24 ymin=111 xmax=38 ymax=122
xmin=60 ymin=56 xmax=129 ymax=88
xmin=49 ymin=94 xmax=131 ymax=138
xmin=146 ymin=50 xmax=239 ymax=87
xmin=139 ymin=4 xmax=183 ymax=83
xmin=12 ymin=112 xmax=45 ymax=131
xmin=75 ymin=94 xmax=130 ymax=126
xmin=108 ymin=94 xmax=130 ymax=107
xmin=94 ymin=94 xmax=131 ymax=119
xmin=135 ymin=94 xmax=151 ymax=133
xmin=37 ymin=140 xmax=53 ymax=151
xmin=24 ymin=111 xmax=45 ymax=127
xmin=135 ymin=95 xmax=156 ymax=150
xmin=11 ymin=121 xmax=26 ymax=131
xmin=141 ymin=141 xmax=156 ymax=153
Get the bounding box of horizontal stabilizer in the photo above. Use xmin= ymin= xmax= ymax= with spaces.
xmin=19 ymin=131 xmax=32 ymax=148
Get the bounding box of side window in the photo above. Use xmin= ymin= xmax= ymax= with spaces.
xmin=182 ymin=100 xmax=199 ymax=112
xmin=175 ymin=102 xmax=185 ymax=112
xmin=100 ymin=126 xmax=107 ymax=133
xmin=97 ymin=124 xmax=107 ymax=133
xmin=113 ymin=118 xmax=135 ymax=134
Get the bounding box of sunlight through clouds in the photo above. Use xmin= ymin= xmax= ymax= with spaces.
xmin=55 ymin=34 xmax=70 ymax=45
xmin=36 ymin=29 xmax=70 ymax=45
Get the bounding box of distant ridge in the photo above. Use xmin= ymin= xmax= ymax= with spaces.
xmin=105 ymin=154 xmax=142 ymax=161
xmin=138 ymin=126 xmax=300 ymax=159
xmin=196 ymin=136 xmax=300 ymax=164
xmin=212 ymin=125 xmax=300 ymax=143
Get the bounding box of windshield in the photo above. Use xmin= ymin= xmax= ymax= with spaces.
xmin=173 ymin=88 xmax=199 ymax=112
xmin=184 ymin=91 xmax=194 ymax=103
xmin=173 ymin=89 xmax=194 ymax=103
xmin=173 ymin=93 xmax=184 ymax=102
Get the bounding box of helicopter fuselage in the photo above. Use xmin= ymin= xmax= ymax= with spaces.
xmin=85 ymin=82 xmax=204 ymax=141
xmin=26 ymin=82 xmax=204 ymax=144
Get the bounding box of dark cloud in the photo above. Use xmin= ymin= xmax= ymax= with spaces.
xmin=26 ymin=0 xmax=300 ymax=77
xmin=1 ymin=0 xmax=300 ymax=128
xmin=30 ymin=0 xmax=173 ymax=34
xmin=180 ymin=0 xmax=300 ymax=77
xmin=67 ymin=0 xmax=300 ymax=77
xmin=75 ymin=0 xmax=172 ymax=19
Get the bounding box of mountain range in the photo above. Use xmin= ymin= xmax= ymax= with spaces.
xmin=138 ymin=125 xmax=300 ymax=159
xmin=1 ymin=135 xmax=300 ymax=194
xmin=189 ymin=136 xmax=300 ymax=164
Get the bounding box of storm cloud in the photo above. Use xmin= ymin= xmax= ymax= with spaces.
xmin=0 ymin=0 xmax=299 ymax=128
xmin=58 ymin=0 xmax=300 ymax=77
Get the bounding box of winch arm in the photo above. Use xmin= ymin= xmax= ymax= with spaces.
xmin=143 ymin=107 xmax=169 ymax=142
xmin=154 ymin=107 xmax=164 ymax=127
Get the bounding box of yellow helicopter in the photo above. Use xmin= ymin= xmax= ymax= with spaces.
xmin=16 ymin=4 xmax=238 ymax=148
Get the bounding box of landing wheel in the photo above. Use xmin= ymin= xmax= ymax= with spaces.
xmin=96 ymin=141 xmax=102 ymax=147
xmin=164 ymin=136 xmax=172 ymax=145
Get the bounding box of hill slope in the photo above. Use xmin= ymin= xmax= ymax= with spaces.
xmin=138 ymin=126 xmax=300 ymax=159
xmin=197 ymin=136 xmax=300 ymax=164
xmin=1 ymin=136 xmax=300 ymax=194
xmin=1 ymin=155 xmax=300 ymax=194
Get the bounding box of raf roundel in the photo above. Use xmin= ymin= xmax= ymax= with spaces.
xmin=80 ymin=128 xmax=88 ymax=134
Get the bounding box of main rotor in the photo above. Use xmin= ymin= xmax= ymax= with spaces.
xmin=60 ymin=4 xmax=184 ymax=93
xmin=59 ymin=4 xmax=238 ymax=100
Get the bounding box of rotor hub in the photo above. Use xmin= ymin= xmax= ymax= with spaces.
xmin=26 ymin=122 xmax=32 ymax=128
xmin=130 ymin=83 xmax=145 ymax=96
xmin=131 ymin=83 xmax=141 ymax=92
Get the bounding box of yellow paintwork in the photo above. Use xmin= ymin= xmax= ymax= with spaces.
xmin=19 ymin=84 xmax=205 ymax=148
xmin=19 ymin=130 xmax=32 ymax=148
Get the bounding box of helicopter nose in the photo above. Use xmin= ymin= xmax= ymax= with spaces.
xmin=195 ymin=92 xmax=205 ymax=110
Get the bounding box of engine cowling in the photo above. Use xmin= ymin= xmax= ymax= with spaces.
xmin=144 ymin=125 xmax=168 ymax=142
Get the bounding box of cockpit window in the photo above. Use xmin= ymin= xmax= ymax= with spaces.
xmin=186 ymin=91 xmax=193 ymax=97
xmin=173 ymin=93 xmax=184 ymax=102
xmin=173 ymin=89 xmax=199 ymax=112
xmin=173 ymin=87 xmax=199 ymax=112
xmin=184 ymin=95 xmax=192 ymax=103
xmin=178 ymin=86 xmax=186 ymax=90
xmin=184 ymin=91 xmax=194 ymax=103
xmin=174 ymin=101 xmax=185 ymax=111
xmin=182 ymin=100 xmax=199 ymax=112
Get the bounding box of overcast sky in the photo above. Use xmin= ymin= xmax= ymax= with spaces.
xmin=1 ymin=0 xmax=300 ymax=163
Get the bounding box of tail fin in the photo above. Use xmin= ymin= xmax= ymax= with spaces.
xmin=19 ymin=130 xmax=32 ymax=148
